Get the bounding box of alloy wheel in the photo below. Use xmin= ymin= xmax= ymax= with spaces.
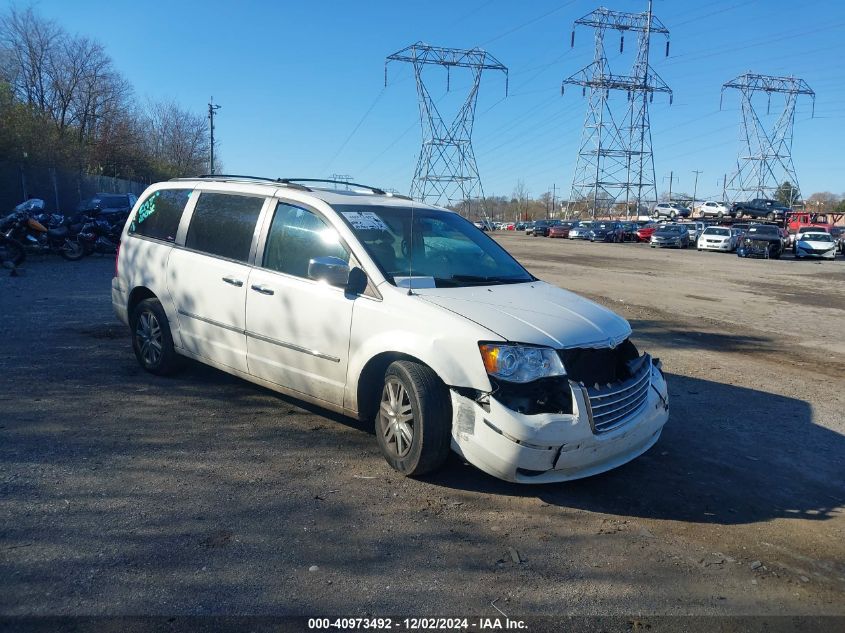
xmin=379 ymin=378 xmax=414 ymax=458
xmin=135 ymin=311 xmax=163 ymax=367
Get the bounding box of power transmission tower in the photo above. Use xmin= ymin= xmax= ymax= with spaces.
xmin=721 ymin=72 xmax=815 ymax=206
xmin=208 ymin=98 xmax=221 ymax=175
xmin=385 ymin=42 xmax=508 ymax=219
xmin=562 ymin=2 xmax=671 ymax=219
xmin=329 ymin=174 xmax=354 ymax=190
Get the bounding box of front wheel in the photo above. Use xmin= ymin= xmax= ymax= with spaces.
xmin=0 ymin=237 xmax=25 ymax=267
xmin=130 ymin=298 xmax=180 ymax=375
xmin=59 ymin=239 xmax=86 ymax=261
xmin=375 ymin=360 xmax=451 ymax=477
xmin=766 ymin=212 xmax=774 ymax=221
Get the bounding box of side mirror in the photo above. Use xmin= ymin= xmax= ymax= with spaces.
xmin=308 ymin=256 xmax=350 ymax=287
xmin=346 ymin=267 xmax=368 ymax=295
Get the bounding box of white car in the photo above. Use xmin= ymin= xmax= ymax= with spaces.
xmin=794 ymin=232 xmax=837 ymax=260
xmin=112 ymin=176 xmax=669 ymax=484
xmin=697 ymin=201 xmax=731 ymax=218
xmin=697 ymin=226 xmax=736 ymax=252
xmin=652 ymin=202 xmax=691 ymax=219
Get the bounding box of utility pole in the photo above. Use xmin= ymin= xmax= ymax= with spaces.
xmin=551 ymin=183 xmax=556 ymax=218
xmin=721 ymin=173 xmax=727 ymax=202
xmin=664 ymin=171 xmax=674 ymax=201
xmin=692 ymin=169 xmax=702 ymax=215
xmin=208 ymin=97 xmax=221 ymax=175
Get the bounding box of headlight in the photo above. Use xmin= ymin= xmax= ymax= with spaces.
xmin=478 ymin=344 xmax=566 ymax=383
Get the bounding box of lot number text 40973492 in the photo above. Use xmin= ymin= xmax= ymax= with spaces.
xmin=307 ymin=617 xmax=528 ymax=630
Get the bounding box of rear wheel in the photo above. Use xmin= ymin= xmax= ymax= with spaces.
xmin=130 ymin=298 xmax=180 ymax=375
xmin=375 ymin=361 xmax=451 ymax=477
xmin=766 ymin=212 xmax=774 ymax=221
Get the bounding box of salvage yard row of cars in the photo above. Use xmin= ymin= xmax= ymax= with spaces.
xmin=514 ymin=218 xmax=845 ymax=260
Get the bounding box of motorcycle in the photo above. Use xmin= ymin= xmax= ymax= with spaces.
xmin=0 ymin=208 xmax=87 ymax=261
xmin=71 ymin=216 xmax=122 ymax=257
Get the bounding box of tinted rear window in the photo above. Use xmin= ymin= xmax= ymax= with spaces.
xmin=129 ymin=189 xmax=191 ymax=243
xmin=186 ymin=192 xmax=264 ymax=263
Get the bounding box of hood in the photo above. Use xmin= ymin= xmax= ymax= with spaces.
xmin=415 ymin=281 xmax=631 ymax=349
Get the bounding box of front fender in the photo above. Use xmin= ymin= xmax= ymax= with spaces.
xmin=344 ymin=291 xmax=499 ymax=413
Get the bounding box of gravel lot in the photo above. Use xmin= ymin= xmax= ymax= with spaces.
xmin=1 ymin=238 xmax=843 ymax=622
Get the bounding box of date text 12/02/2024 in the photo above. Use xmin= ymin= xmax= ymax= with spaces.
xmin=307 ymin=617 xmax=528 ymax=630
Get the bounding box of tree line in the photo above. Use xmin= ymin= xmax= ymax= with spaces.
xmin=0 ymin=6 xmax=213 ymax=183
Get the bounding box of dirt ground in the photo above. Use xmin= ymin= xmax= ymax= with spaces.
xmin=1 ymin=239 xmax=843 ymax=624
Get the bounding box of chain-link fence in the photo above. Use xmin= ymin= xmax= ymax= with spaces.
xmin=0 ymin=162 xmax=147 ymax=214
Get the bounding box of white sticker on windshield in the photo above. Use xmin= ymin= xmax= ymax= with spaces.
xmin=342 ymin=211 xmax=389 ymax=231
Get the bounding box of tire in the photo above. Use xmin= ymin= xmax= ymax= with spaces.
xmin=717 ymin=211 xmax=724 ymax=218
xmin=59 ymin=238 xmax=86 ymax=261
xmin=766 ymin=212 xmax=774 ymax=221
xmin=0 ymin=237 xmax=25 ymax=267
xmin=375 ymin=360 xmax=451 ymax=477
xmin=130 ymin=298 xmax=180 ymax=375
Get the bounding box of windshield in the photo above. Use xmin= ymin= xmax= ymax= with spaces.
xmin=704 ymin=228 xmax=730 ymax=236
xmin=658 ymin=226 xmax=683 ymax=234
xmin=335 ymin=205 xmax=534 ymax=288
xmin=802 ymin=233 xmax=833 ymax=242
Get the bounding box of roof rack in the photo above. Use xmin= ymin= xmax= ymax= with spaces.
xmin=171 ymin=174 xmax=312 ymax=191
xmin=277 ymin=178 xmax=389 ymax=195
xmin=171 ymin=174 xmax=413 ymax=200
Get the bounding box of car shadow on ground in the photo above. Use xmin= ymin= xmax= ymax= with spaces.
xmin=426 ymin=372 xmax=845 ymax=526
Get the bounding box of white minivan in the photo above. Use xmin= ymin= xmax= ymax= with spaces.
xmin=113 ymin=176 xmax=669 ymax=483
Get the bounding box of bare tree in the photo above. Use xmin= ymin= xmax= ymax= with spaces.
xmin=145 ymin=101 xmax=210 ymax=177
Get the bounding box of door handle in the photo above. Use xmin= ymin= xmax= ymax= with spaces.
xmin=222 ymin=276 xmax=243 ymax=287
xmin=251 ymin=284 xmax=274 ymax=295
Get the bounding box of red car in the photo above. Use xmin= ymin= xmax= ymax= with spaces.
xmin=548 ymin=223 xmax=570 ymax=238
xmin=636 ymin=222 xmax=660 ymax=242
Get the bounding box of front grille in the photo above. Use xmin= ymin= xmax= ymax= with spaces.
xmin=586 ymin=355 xmax=651 ymax=434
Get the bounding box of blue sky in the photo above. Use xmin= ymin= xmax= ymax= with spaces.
xmin=22 ymin=0 xmax=845 ymax=201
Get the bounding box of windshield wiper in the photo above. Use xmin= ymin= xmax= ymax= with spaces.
xmin=449 ymin=274 xmax=530 ymax=285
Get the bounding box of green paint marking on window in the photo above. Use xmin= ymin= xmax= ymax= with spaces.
xmin=137 ymin=191 xmax=160 ymax=223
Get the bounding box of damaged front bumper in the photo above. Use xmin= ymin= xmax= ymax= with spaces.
xmin=449 ymin=358 xmax=669 ymax=484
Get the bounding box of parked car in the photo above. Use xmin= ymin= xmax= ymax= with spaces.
xmin=548 ymin=221 xmax=574 ymax=239
xmin=696 ymin=226 xmax=736 ymax=252
xmin=697 ymin=201 xmax=731 ymax=218
xmin=794 ymin=231 xmax=838 ymax=260
xmin=650 ymin=224 xmax=690 ymax=248
xmin=731 ymin=198 xmax=789 ymax=221
xmin=792 ymin=225 xmax=830 ymax=252
xmin=830 ymin=226 xmax=844 ymax=254
xmin=677 ymin=221 xmax=705 ymax=243
xmin=76 ymin=192 xmax=138 ymax=222
xmin=619 ymin=222 xmax=639 ymax=242
xmin=524 ymin=221 xmax=536 ymax=235
xmin=473 ymin=219 xmax=494 ymax=231
xmin=652 ymin=202 xmax=691 ymax=219
xmin=568 ymin=221 xmax=595 ymax=240
xmin=505 ymin=222 xmax=516 ymax=231
xmin=636 ymin=222 xmax=661 ymax=242
xmin=588 ymin=221 xmax=624 ymax=243
xmin=736 ymin=224 xmax=783 ymax=258
xmin=532 ymin=219 xmax=562 ymax=237
xmin=113 ymin=175 xmax=669 ymax=484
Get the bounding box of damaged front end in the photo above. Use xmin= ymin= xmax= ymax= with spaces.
xmin=449 ymin=339 xmax=670 ymax=483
